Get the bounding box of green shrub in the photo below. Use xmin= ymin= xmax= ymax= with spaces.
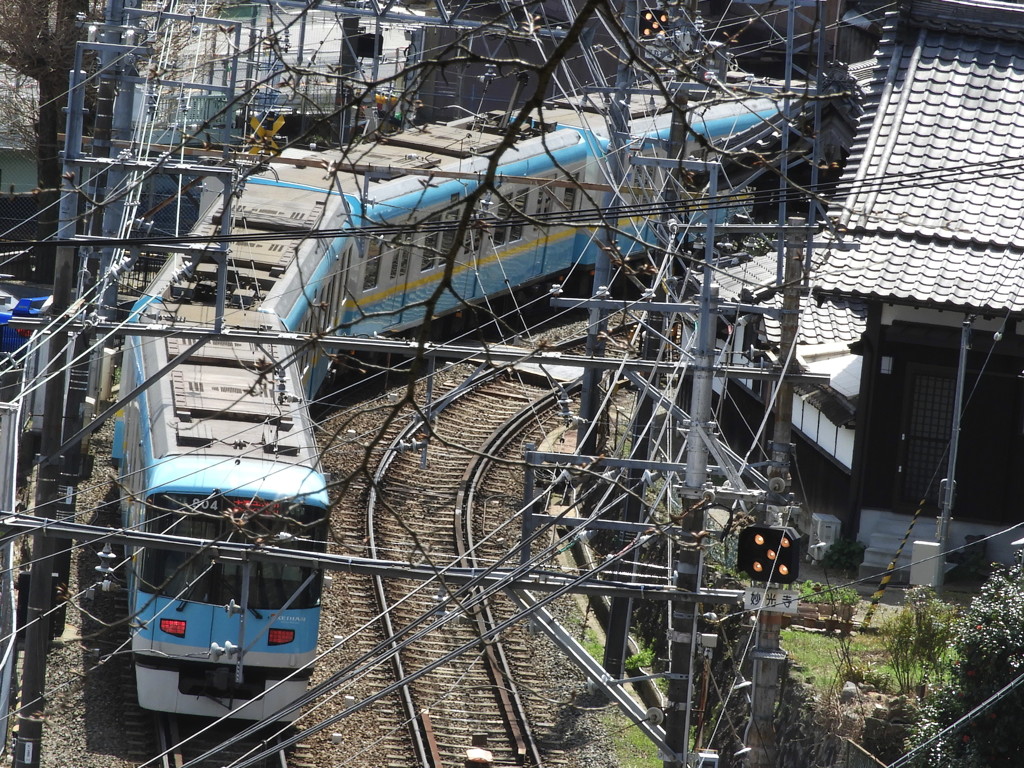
xmin=625 ymin=644 xmax=655 ymax=673
xmin=879 ymin=587 xmax=955 ymax=696
xmin=911 ymin=564 xmax=1024 ymax=767
xmin=798 ymin=580 xmax=859 ymax=611
xmin=834 ymin=585 xmax=860 ymax=606
xmin=799 ymin=580 xmax=828 ymax=603
xmin=822 ymin=538 xmax=866 ymax=573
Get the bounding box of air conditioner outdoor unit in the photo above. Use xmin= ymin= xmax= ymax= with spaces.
xmin=809 ymin=512 xmax=841 ymax=562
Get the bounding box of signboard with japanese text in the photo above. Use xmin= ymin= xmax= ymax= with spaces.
xmin=743 ymin=586 xmax=799 ymax=614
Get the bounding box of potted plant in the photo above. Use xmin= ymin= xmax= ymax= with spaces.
xmin=834 ymin=586 xmax=859 ymax=623
xmin=797 ymin=580 xmax=826 ymax=627
xmin=821 ymin=538 xmax=867 ymax=578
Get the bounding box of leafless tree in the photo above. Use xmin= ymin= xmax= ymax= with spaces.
xmin=0 ymin=0 xmax=90 ymax=280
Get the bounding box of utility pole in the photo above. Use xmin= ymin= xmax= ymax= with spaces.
xmin=13 ymin=179 xmax=79 ymax=768
xmin=12 ymin=29 xmax=90 ymax=765
xmin=662 ymin=167 xmax=721 ymax=768
xmin=935 ymin=316 xmax=971 ymax=593
xmin=12 ymin=8 xmax=234 ymax=762
xmin=747 ymin=220 xmax=803 ymax=768
xmin=597 ymin=0 xmax=649 ymax=680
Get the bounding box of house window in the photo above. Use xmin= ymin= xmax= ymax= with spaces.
xmin=901 ymin=370 xmax=954 ymax=503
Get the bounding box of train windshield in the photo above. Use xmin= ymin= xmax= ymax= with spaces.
xmin=139 ymin=493 xmax=327 ymax=609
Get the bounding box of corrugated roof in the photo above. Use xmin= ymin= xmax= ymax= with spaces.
xmin=815 ymin=0 xmax=1024 ymax=313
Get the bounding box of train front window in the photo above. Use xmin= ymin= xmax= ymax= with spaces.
xmin=140 ymin=493 xmax=326 ymax=609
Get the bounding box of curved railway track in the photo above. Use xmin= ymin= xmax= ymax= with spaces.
xmin=360 ymin=365 xmax=574 ymax=768
xmin=368 ymin=368 xmax=557 ymax=766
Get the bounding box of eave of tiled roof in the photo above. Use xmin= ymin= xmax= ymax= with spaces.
xmin=717 ymin=253 xmax=867 ymax=346
xmin=814 ymin=0 xmax=1024 ymax=313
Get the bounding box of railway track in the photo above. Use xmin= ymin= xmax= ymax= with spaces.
xmin=152 ymin=713 xmax=293 ymax=768
xmin=194 ymin=326 xmax=613 ymax=766
xmin=363 ymin=366 xmax=572 ymax=767
xmin=38 ymin=321 xmax=623 ymax=768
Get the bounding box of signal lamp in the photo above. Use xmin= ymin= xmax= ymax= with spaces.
xmin=737 ymin=525 xmax=800 ymax=584
xmin=640 ymin=9 xmax=669 ymax=38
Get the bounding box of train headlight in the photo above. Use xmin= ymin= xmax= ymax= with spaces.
xmin=268 ymin=628 xmax=295 ymax=646
xmin=159 ymin=618 xmax=187 ymax=637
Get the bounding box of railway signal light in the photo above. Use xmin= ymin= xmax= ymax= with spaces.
xmin=737 ymin=525 xmax=800 ymax=584
xmin=640 ymin=9 xmax=669 ymax=38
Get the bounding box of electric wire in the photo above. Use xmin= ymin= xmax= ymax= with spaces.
xmin=16 ymin=3 xmax=1024 ymax=765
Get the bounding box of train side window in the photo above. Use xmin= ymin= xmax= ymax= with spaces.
xmin=330 ymin=263 xmax=345 ymax=320
xmin=493 ymin=196 xmax=509 ymax=246
xmin=509 ymin=189 xmax=528 ymax=242
xmin=320 ymin=278 xmax=334 ymax=330
xmin=422 ymin=210 xmax=446 ymax=271
xmin=363 ymin=237 xmax=382 ymax=290
xmin=563 ymin=177 xmax=578 ymax=211
xmin=440 ymin=193 xmax=460 ymax=254
xmin=537 ymin=187 xmax=553 ymax=218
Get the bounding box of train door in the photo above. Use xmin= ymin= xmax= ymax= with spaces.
xmin=534 ymin=185 xmax=555 ymax=275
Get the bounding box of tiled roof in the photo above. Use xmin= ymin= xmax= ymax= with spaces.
xmin=816 ymin=235 xmax=1024 ymax=312
xmin=716 ymin=253 xmax=867 ymax=346
xmin=814 ymin=0 xmax=1024 ymax=313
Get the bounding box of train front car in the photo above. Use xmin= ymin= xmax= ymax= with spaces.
xmin=118 ymin=310 xmax=329 ymax=721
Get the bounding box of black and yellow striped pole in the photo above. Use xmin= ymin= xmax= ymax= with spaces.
xmin=861 ymin=497 xmax=928 ymax=628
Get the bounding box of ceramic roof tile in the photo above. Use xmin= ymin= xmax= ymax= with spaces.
xmin=817 ymin=0 xmax=1024 ymax=313
xmin=717 ymin=254 xmax=867 ymax=346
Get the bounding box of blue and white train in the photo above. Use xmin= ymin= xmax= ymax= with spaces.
xmin=114 ymin=99 xmax=779 ymax=722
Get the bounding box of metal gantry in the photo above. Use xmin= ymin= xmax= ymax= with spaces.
xmin=7 ymin=0 xmax=830 ymax=764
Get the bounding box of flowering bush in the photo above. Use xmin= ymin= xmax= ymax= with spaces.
xmin=911 ymin=563 xmax=1024 ymax=766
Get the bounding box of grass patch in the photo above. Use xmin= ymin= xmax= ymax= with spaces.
xmin=782 ymin=628 xmax=896 ymax=693
xmin=598 ymin=708 xmax=662 ymax=768
xmin=581 ymin=622 xmax=604 ymax=661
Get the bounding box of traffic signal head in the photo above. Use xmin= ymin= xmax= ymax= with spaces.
xmin=640 ymin=9 xmax=669 ymax=38
xmin=737 ymin=526 xmax=800 ymax=584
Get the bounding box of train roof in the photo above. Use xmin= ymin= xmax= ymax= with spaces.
xmin=148 ymin=98 xmax=779 ymax=332
xmin=134 ymin=329 xmax=323 ymax=469
xmin=152 ymin=114 xmax=601 ymax=322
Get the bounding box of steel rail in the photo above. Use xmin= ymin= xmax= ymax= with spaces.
xmin=453 ymin=384 xmax=578 ymax=767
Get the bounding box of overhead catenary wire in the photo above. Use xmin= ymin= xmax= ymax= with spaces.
xmin=6 ymin=126 xmax=1024 ymax=259
xmin=18 ymin=3 xmax=1024 ymax=765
